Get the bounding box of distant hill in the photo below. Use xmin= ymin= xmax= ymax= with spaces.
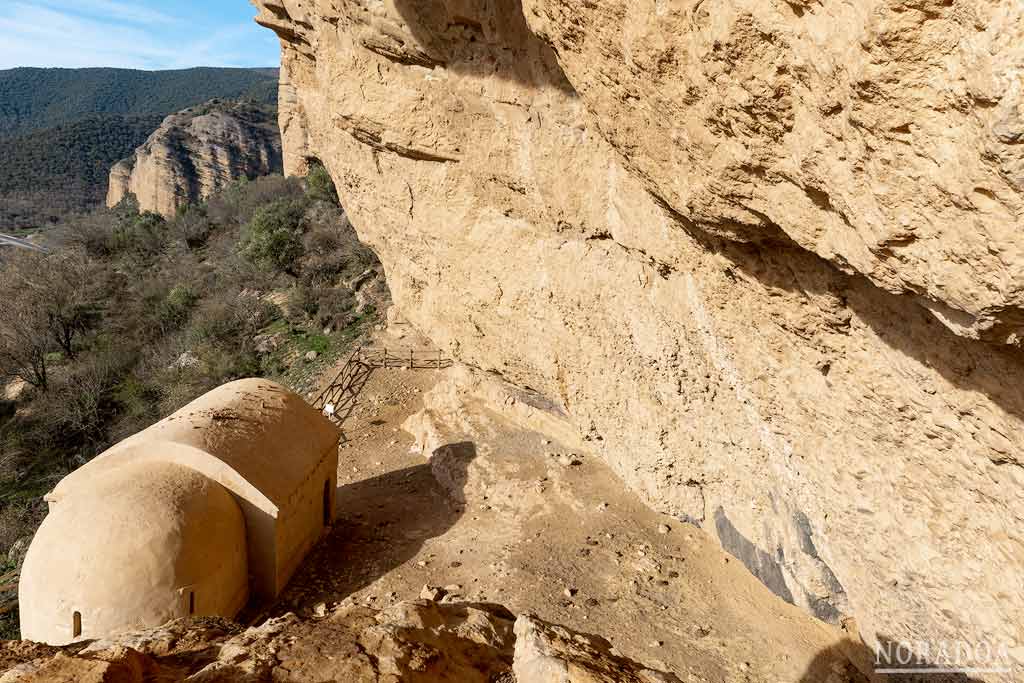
xmin=0 ymin=67 xmax=278 ymax=137
xmin=0 ymin=114 xmax=164 ymax=228
xmin=0 ymin=67 xmax=279 ymax=230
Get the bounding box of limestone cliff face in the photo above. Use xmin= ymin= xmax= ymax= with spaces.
xmin=106 ymin=101 xmax=283 ymax=217
xmin=251 ymin=0 xmax=1024 ymax=665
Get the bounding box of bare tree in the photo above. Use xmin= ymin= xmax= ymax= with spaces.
xmin=0 ymin=249 xmax=100 ymax=371
xmin=39 ymin=251 xmax=101 ymax=360
xmin=0 ymin=297 xmax=53 ymax=391
xmin=58 ymin=353 xmax=118 ymax=449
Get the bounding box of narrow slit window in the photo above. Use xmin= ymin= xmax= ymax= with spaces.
xmin=189 ymin=591 xmax=195 ymax=615
xmin=72 ymin=611 xmax=82 ymax=638
xmin=323 ymin=480 xmax=331 ymax=526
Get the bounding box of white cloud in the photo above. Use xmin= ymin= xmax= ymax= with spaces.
xmin=0 ymin=2 xmax=279 ymax=70
xmin=0 ymin=4 xmax=177 ymax=69
xmin=33 ymin=0 xmax=179 ymax=26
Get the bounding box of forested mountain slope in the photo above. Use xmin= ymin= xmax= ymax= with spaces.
xmin=0 ymin=67 xmax=278 ymax=230
xmin=0 ymin=114 xmax=163 ymax=229
xmin=0 ymin=67 xmax=277 ymax=137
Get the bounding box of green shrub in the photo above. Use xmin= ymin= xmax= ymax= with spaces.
xmin=157 ymin=285 xmax=198 ymax=329
xmin=301 ymin=333 xmax=330 ymax=355
xmin=189 ymin=294 xmax=281 ymax=344
xmin=305 ymin=161 xmax=338 ymax=204
xmin=112 ymin=211 xmax=169 ymax=259
xmin=114 ymin=375 xmax=162 ymax=424
xmin=240 ymin=198 xmax=309 ymax=274
xmin=202 ymin=345 xmax=261 ymax=383
xmin=301 ymin=225 xmax=351 ymax=286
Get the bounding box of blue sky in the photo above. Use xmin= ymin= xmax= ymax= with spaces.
xmin=0 ymin=1 xmax=280 ymax=70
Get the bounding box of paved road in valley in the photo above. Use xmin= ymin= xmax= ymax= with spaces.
xmin=0 ymin=233 xmax=47 ymax=253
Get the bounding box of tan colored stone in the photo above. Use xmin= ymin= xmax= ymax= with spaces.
xmin=187 ymin=601 xmax=515 ymax=682
xmin=514 ymin=614 xmax=682 ymax=683
xmin=250 ymin=0 xmax=1024 ymax=670
xmin=0 ymin=647 xmax=152 ymax=683
xmin=19 ymin=463 xmax=248 ymax=647
xmin=79 ymin=617 xmax=242 ymax=658
xmin=20 ymin=379 xmax=340 ymax=644
xmin=522 ymin=0 xmax=1024 ymax=343
xmin=106 ymin=100 xmax=282 ymax=217
xmin=48 ymin=378 xmax=340 ymax=602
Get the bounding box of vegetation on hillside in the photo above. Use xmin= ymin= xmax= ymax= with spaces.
xmin=0 ymin=114 xmax=164 ymax=229
xmin=0 ymin=67 xmax=278 ymax=137
xmin=0 ymin=67 xmax=280 ymax=230
xmin=0 ymin=168 xmax=387 ymax=635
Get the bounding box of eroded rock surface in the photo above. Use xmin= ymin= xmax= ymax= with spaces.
xmin=250 ymin=0 xmax=1024 ymax=669
xmin=514 ymin=615 xmax=683 ymax=683
xmin=1 ymin=603 xmax=709 ymax=683
xmin=106 ymin=100 xmax=282 ymax=217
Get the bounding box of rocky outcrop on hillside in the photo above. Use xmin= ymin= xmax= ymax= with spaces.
xmin=250 ymin=0 xmax=1023 ymax=672
xmin=106 ymin=101 xmax=282 ymax=217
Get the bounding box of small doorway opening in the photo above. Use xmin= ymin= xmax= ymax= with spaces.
xmin=189 ymin=591 xmax=195 ymax=615
xmin=323 ymin=480 xmax=331 ymax=526
xmin=72 ymin=611 xmax=82 ymax=638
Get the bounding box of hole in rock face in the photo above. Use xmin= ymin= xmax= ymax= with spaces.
xmin=189 ymin=591 xmax=195 ymax=615
xmin=72 ymin=611 xmax=81 ymax=638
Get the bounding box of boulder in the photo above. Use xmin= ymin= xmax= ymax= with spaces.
xmin=513 ymin=615 xmax=681 ymax=683
xmin=0 ymin=647 xmax=152 ymax=683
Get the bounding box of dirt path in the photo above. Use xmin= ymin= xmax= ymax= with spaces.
xmin=276 ymin=327 xmax=866 ymax=682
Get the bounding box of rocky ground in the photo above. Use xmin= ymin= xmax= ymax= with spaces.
xmin=0 ymin=600 xmax=736 ymax=682
xmin=266 ymin=322 xmax=869 ymax=681
xmin=0 ymin=321 xmax=872 ymax=682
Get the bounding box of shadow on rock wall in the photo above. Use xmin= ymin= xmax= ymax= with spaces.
xmin=391 ymin=0 xmax=575 ymax=93
xmin=671 ymin=213 xmax=1024 ymax=428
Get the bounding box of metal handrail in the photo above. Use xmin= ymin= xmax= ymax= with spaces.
xmin=309 ymin=345 xmax=453 ymax=424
